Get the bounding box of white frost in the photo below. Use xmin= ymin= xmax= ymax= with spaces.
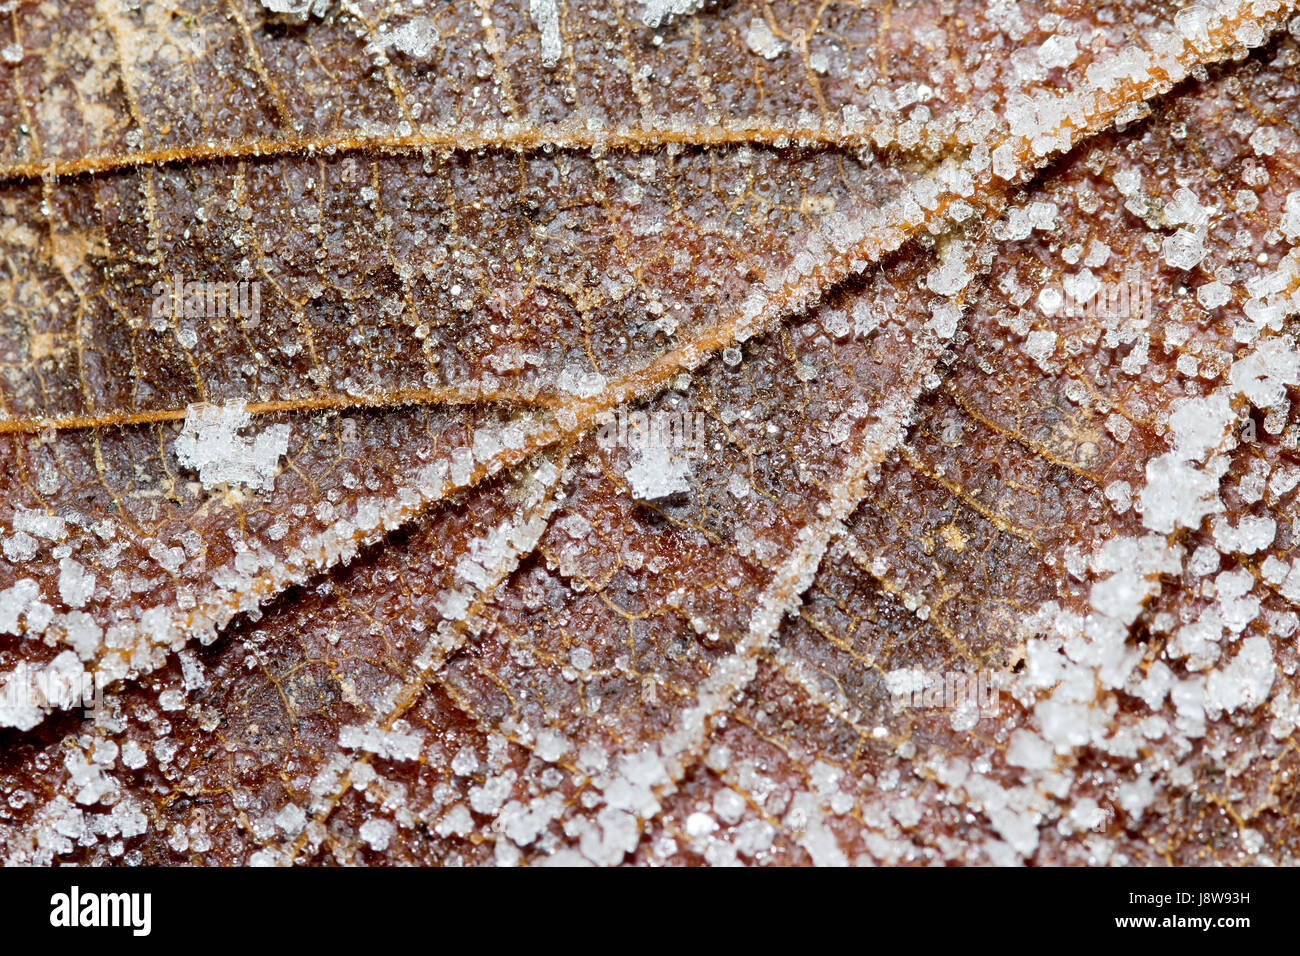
xmin=57 ymin=558 xmax=95 ymax=610
xmin=366 ymin=16 xmax=440 ymax=60
xmin=641 ymin=0 xmax=708 ymax=27
xmin=175 ymin=402 xmax=291 ymax=492
xmin=745 ymin=18 xmax=786 ymax=59
xmin=625 ymin=444 xmax=692 ymax=500
xmin=1229 ymin=337 xmax=1300 ymax=408
xmin=529 ymin=0 xmax=562 ymax=67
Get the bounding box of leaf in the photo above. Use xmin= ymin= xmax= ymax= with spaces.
xmin=1 ymin=0 xmax=1299 ymax=865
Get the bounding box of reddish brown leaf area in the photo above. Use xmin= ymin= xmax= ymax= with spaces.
xmin=1 ymin=0 xmax=1299 ymax=865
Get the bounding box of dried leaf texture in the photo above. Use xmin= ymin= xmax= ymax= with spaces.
xmin=1 ymin=0 xmax=1299 ymax=865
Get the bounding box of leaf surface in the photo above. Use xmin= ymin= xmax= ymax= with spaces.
xmin=1 ymin=0 xmax=1299 ymax=865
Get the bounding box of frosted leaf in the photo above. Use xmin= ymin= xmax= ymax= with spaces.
xmin=0 ymin=43 xmax=21 ymax=64
xmin=3 ymin=0 xmax=1300 ymax=871
xmin=174 ymin=402 xmax=291 ymax=492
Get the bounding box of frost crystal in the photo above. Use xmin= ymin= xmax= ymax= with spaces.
xmin=529 ymin=0 xmax=562 ymax=67
xmin=641 ymin=0 xmax=708 ymax=27
xmin=926 ymin=301 xmax=961 ymax=338
xmin=926 ymin=240 xmax=974 ymax=296
xmin=745 ymin=18 xmax=786 ymax=59
xmin=359 ymin=818 xmax=395 ymax=852
xmin=1212 ymin=515 xmax=1276 ymax=554
xmin=1283 ymin=191 xmax=1300 ymax=242
xmin=0 ymin=579 xmax=39 ymax=635
xmin=259 ymin=0 xmax=327 ymax=16
xmin=1024 ymin=330 xmax=1057 ymax=369
xmin=2 ymin=532 xmax=37 ymax=564
xmin=626 ymin=445 xmax=692 ymax=500
xmin=1197 ymin=280 xmax=1230 ymax=309
xmin=1229 ymin=338 xmax=1300 ymax=408
xmin=13 ymin=507 xmax=66 ymax=541
xmin=366 ymin=16 xmax=440 ymax=60
xmin=274 ymin=804 xmax=307 ymax=836
xmin=1161 ymin=228 xmax=1206 ymax=270
xmin=1138 ymin=455 xmax=1221 ymax=534
xmin=1036 ymin=35 xmax=1079 ymax=70
xmin=175 ymin=402 xmax=291 ymax=492
xmin=1168 ymin=394 xmax=1234 ymax=460
xmin=57 ymin=559 xmax=95 ymax=610
xmin=1205 ymin=637 xmax=1275 ymax=715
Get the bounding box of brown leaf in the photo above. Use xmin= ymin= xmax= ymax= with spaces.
xmin=1 ymin=0 xmax=1298 ymax=865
